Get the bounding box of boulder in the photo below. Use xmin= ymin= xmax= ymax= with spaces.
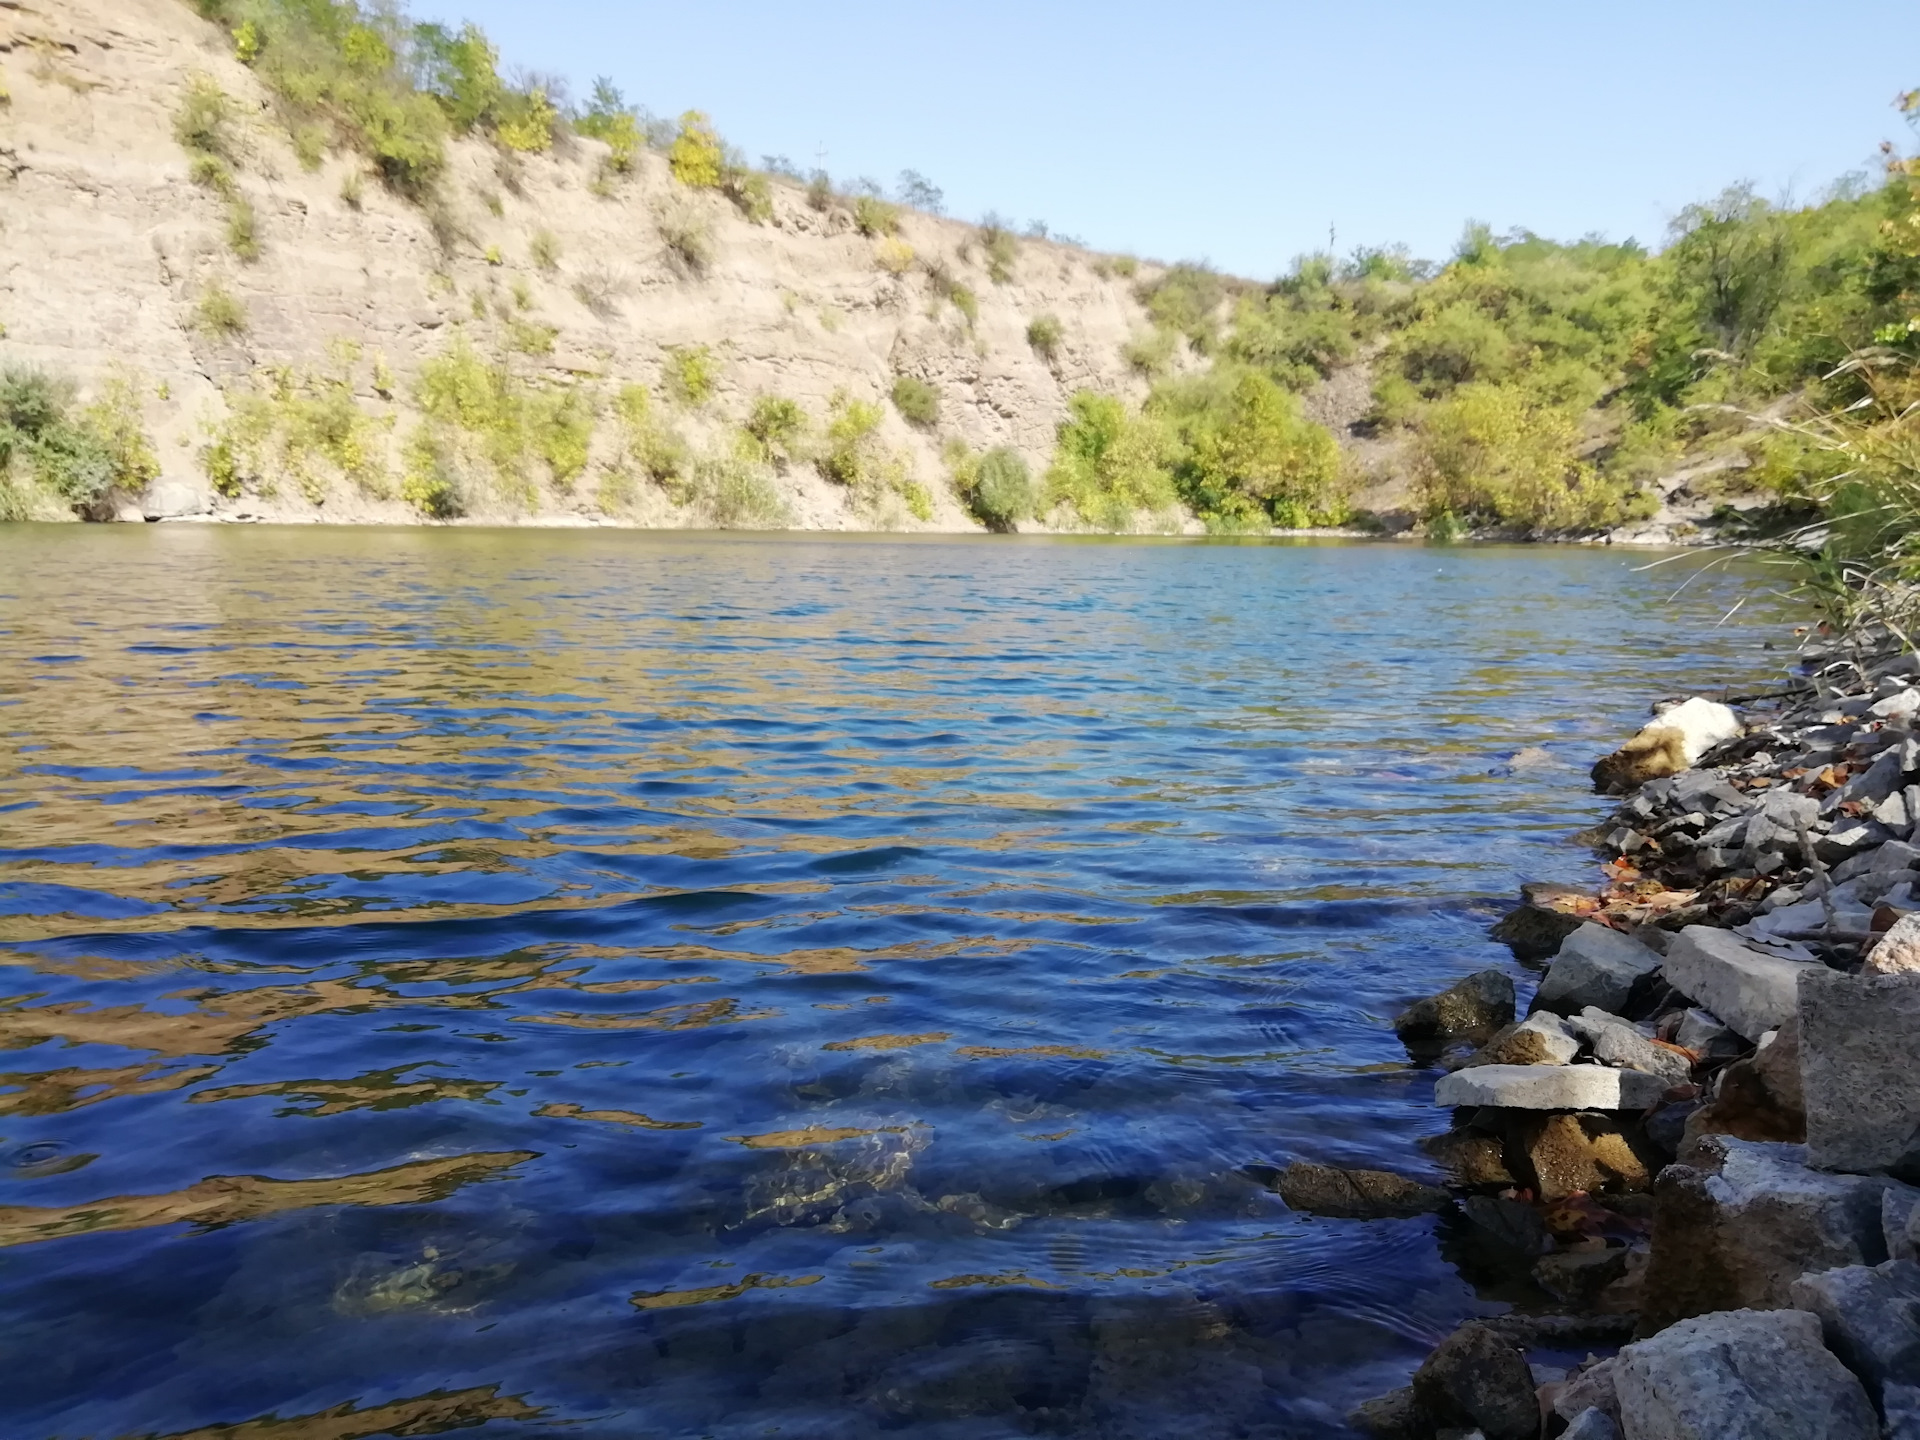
xmin=1348 ymin=1386 xmax=1422 ymax=1440
xmin=1591 ymin=698 xmax=1742 ymax=794
xmin=140 ymin=476 xmax=210 ymax=519
xmin=1799 ymin=970 xmax=1920 ymax=1178
xmin=1833 ymin=837 xmax=1920 ymax=884
xmin=1492 ymin=882 xmax=1593 ymax=959
xmin=1456 ymin=1013 xmax=1581 ymax=1069
xmin=1790 ymin=1260 xmax=1920 ymax=1414
xmin=1614 ymin=1308 xmax=1877 ymax=1440
xmin=1890 ymin=1385 xmax=1920 ymax=1440
xmin=1640 ymin=1137 xmax=1901 ymax=1330
xmin=1395 ymin=970 xmax=1515 ymax=1046
xmin=1409 ymin=1322 xmax=1539 ymax=1440
xmin=1532 ymin=924 xmax=1663 ymax=1018
xmin=1673 ymin=1007 xmax=1743 ymax=1063
xmin=1421 ymin=1127 xmax=1517 ymax=1188
xmin=1561 ymin=1410 xmax=1617 ymax=1440
xmin=1458 ymin=1193 xmax=1552 ymax=1256
xmin=1510 ymin=1112 xmax=1654 ymax=1200
xmin=1567 ymin=1008 xmax=1693 ymax=1086
xmin=1744 ymin=789 xmax=1821 ymax=862
xmin=1271 ymin=1161 xmax=1450 ymax=1219
xmin=1553 ymin=1357 xmax=1619 ymax=1426
xmin=1682 ymin=1026 xmax=1805 ymax=1149
xmin=1865 ymin=913 xmax=1920 ymax=975
xmin=1434 ymin=1063 xmax=1669 ymax=1112
xmin=1888 ymin=1186 xmax=1920 ymax=1263
xmin=1659 ymin=926 xmax=1817 ymax=1042
xmin=1534 ymin=1246 xmax=1630 ymax=1305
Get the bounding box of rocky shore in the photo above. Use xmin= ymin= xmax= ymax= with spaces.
xmin=1316 ymin=633 xmax=1920 ymax=1439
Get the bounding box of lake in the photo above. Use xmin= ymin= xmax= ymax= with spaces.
xmin=0 ymin=527 xmax=1785 ymax=1439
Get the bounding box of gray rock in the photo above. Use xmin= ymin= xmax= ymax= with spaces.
xmin=1889 ymin=1384 xmax=1920 ymax=1440
xmin=1459 ymin=1193 xmax=1552 ymax=1255
xmin=1615 ymin=1307 xmax=1877 ymax=1440
xmin=1873 ymin=688 xmax=1920 ymax=719
xmin=1570 ymin=1007 xmax=1694 ymax=1085
xmin=140 ymin=476 xmax=210 ymax=519
xmin=1561 ymin=1409 xmax=1618 ymax=1440
xmin=1409 ymin=1322 xmax=1539 ymax=1440
xmin=1659 ymin=926 xmax=1818 ymax=1042
xmin=1819 ymin=820 xmax=1894 ymax=865
xmin=1533 ymin=923 xmax=1663 ymax=1018
xmin=1746 ymin=789 xmax=1822 ymax=858
xmin=1455 ymin=1012 xmax=1582 ymax=1069
xmin=1672 ymin=770 xmax=1748 ymax=813
xmin=1834 ymin=837 xmax=1920 ymax=884
xmin=1800 ymin=970 xmax=1920 ymax=1178
xmin=1434 ymin=1063 xmax=1670 ymax=1112
xmin=1675 ymin=1007 xmax=1743 ymax=1062
xmin=1641 ymin=1137 xmax=1902 ymax=1327
xmin=1843 ymin=747 xmax=1909 ymax=807
xmin=1554 ymin=1357 xmax=1619 ymax=1424
xmin=1395 ymin=970 xmax=1515 ymax=1044
xmin=1790 ymin=1260 xmax=1920 ymax=1410
xmin=1888 ymin=1185 xmax=1920 ymax=1263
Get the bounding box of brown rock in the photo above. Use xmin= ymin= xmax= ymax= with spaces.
xmin=1410 ymin=1322 xmax=1541 ymax=1440
xmin=1681 ymin=1026 xmax=1806 ymax=1149
xmin=1493 ymin=883 xmax=1593 ymax=960
xmin=1348 ymin=1386 xmax=1423 ymax=1440
xmin=1421 ymin=1127 xmax=1516 ymax=1188
xmin=1394 ymin=970 xmax=1516 ymax=1046
xmin=1272 ymin=1161 xmax=1450 ymax=1219
xmin=1510 ymin=1113 xmax=1654 ymax=1201
xmin=1533 ymin=1246 xmax=1630 ymax=1305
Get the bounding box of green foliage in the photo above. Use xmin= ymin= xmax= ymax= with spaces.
xmin=1412 ymin=382 xmax=1622 ymax=530
xmin=576 ymin=77 xmax=641 ymax=172
xmin=404 ymin=338 xmax=597 ymax=511
xmin=1044 ymin=391 xmax=1180 ymax=530
xmin=204 ymin=357 xmax=392 ymax=503
xmin=744 ymin=394 xmax=807 ymax=461
xmin=949 ymin=443 xmax=1034 ymax=531
xmin=890 ymin=375 xmax=940 ymax=428
xmin=226 ymin=196 xmax=262 ymax=261
xmin=0 ymin=368 xmax=159 ymax=517
xmin=817 ymin=391 xmax=887 ymax=486
xmin=668 ymin=110 xmax=725 ymax=189
xmin=664 ymin=345 xmax=717 ymax=407
xmin=1026 ymin=314 xmax=1064 ymax=361
xmin=806 ymin=170 xmax=834 ymax=212
xmin=979 ymin=217 xmax=1019 ymax=284
xmin=1172 ymin=370 xmax=1345 ymax=528
xmin=726 ymin=170 xmax=774 ymax=224
xmin=854 ymin=194 xmax=901 ymax=238
xmin=613 ymin=384 xmax=689 ymax=484
xmin=1122 ymin=328 xmax=1176 ymax=377
xmin=195 ymin=284 xmax=249 ymax=338
xmin=688 ymin=447 xmax=791 ymax=528
xmin=175 ymin=74 xmax=237 ymax=161
xmin=493 ymin=87 xmax=557 ymax=153
xmin=1139 ymin=264 xmax=1225 ymax=351
xmin=529 ymin=229 xmax=560 ymax=273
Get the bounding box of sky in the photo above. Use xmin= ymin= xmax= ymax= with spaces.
xmin=415 ymin=0 xmax=1917 ymax=280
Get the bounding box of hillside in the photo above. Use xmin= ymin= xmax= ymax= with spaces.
xmin=0 ymin=0 xmax=1175 ymax=531
xmin=0 ymin=0 xmax=1912 ymax=542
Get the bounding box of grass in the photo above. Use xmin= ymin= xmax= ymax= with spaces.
xmin=1026 ymin=314 xmax=1064 ymax=361
xmin=744 ymin=394 xmax=806 ymax=462
xmin=194 ymin=285 xmax=249 ymax=338
xmin=226 ymin=198 xmax=262 ymax=261
xmin=529 ymin=229 xmax=560 ymax=273
xmin=657 ymin=198 xmax=714 ymax=275
xmin=664 ymin=345 xmax=716 ymax=407
xmin=890 ymin=375 xmax=940 ymax=428
xmin=853 ymin=195 xmax=900 ymax=238
xmin=978 ymin=216 xmax=1019 ymax=284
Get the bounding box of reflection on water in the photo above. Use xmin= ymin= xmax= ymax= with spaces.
xmin=0 ymin=527 xmax=1784 ymax=1437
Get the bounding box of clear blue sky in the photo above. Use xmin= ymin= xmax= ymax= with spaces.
xmin=419 ymin=0 xmax=1916 ymax=279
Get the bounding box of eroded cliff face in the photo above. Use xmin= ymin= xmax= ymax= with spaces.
xmin=0 ymin=0 xmax=1173 ymax=528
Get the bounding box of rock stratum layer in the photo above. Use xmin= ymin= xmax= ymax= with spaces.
xmin=0 ymin=0 xmax=1169 ymax=529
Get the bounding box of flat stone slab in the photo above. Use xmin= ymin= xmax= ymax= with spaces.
xmin=1660 ymin=925 xmax=1817 ymax=1041
xmin=1533 ymin=923 xmax=1662 ymax=1017
xmin=1791 ymin=1260 xmax=1920 ymax=1410
xmin=1801 ymin=970 xmax=1920 ymax=1177
xmin=1615 ymin=1307 xmax=1878 ymax=1440
xmin=1435 ymin=1063 xmax=1668 ymax=1111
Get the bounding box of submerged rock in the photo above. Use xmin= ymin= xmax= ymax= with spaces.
xmin=1800 ymin=970 xmax=1920 ymax=1178
xmin=1270 ymin=1161 xmax=1450 ymax=1219
xmin=1614 ymin=1307 xmax=1878 ymax=1440
xmin=1421 ymin=1127 xmax=1517 ymax=1188
xmin=1534 ymin=1246 xmax=1631 ymax=1306
xmin=1395 ymin=970 xmax=1515 ymax=1046
xmin=1408 ymin=1322 xmax=1539 ymax=1440
xmin=1531 ymin=923 xmax=1663 ymax=1018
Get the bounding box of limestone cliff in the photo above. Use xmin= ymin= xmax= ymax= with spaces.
xmin=0 ymin=0 xmax=1178 ymax=529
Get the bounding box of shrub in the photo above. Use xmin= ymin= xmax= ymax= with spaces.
xmin=890 ymin=375 xmax=940 ymax=427
xmin=979 ymin=216 xmax=1019 ymax=284
xmin=226 ymin=197 xmax=262 ymax=260
xmin=948 ymin=283 xmax=979 ymax=329
xmin=204 ymin=358 xmax=392 ymax=503
xmin=614 ymin=384 xmax=689 ymax=483
xmin=853 ymin=194 xmax=900 ymax=238
xmin=1123 ymin=328 xmax=1176 ymax=377
xmin=1138 ymin=264 xmax=1224 ymax=350
xmin=340 ymin=170 xmax=365 ymax=208
xmin=493 ymin=87 xmax=556 ymax=153
xmin=1412 ymin=382 xmax=1617 ymax=530
xmin=951 ymin=444 xmax=1034 ymax=531
xmin=576 ymin=78 xmax=641 ymax=172
xmin=806 ymin=170 xmax=834 ymax=212
xmin=744 ymin=394 xmax=806 ymax=461
xmin=725 ymin=169 xmax=773 ymax=224
xmin=0 ymin=367 xmax=159 ymax=516
xmin=1026 ymin=314 xmax=1064 ymax=360
xmin=573 ymin=266 xmax=628 ymax=319
xmin=668 ymin=110 xmax=725 ymax=189
xmin=195 ymin=284 xmax=249 ymax=338
xmin=691 ymin=448 xmax=790 ymax=528
xmin=529 ymin=229 xmax=560 ymax=272
xmin=406 ymin=337 xmax=598 ymax=510
xmin=897 ymin=170 xmax=944 ymax=214
xmin=1110 ymin=255 xmax=1138 ymax=279
xmin=817 ymin=391 xmax=886 ymax=486
xmin=1044 ymin=391 xmax=1179 ymax=530
xmin=1179 ymin=371 xmax=1345 ymax=527
xmin=876 ymin=237 xmax=916 ymax=276
xmin=175 ymin=74 xmax=237 ymax=161
xmin=657 ymin=197 xmax=714 ymax=273
xmin=664 ymin=345 xmax=716 ymax=407
xmin=192 ymin=154 xmax=237 ymax=196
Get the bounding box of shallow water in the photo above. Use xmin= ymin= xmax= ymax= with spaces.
xmin=0 ymin=527 xmax=1787 ymax=1439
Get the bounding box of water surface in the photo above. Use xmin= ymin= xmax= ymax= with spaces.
xmin=0 ymin=528 xmax=1786 ymax=1439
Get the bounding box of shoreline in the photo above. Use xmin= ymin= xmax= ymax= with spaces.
xmin=1332 ymin=634 xmax=1920 ymax=1439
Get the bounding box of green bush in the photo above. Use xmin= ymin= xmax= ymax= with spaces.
xmin=1122 ymin=328 xmax=1176 ymax=377
xmin=951 ymin=444 xmax=1034 ymax=531
xmin=1026 ymin=314 xmax=1064 ymax=361
xmin=1043 ymin=391 xmax=1179 ymax=530
xmin=575 ymin=78 xmax=640 ymax=172
xmin=979 ymin=217 xmax=1019 ymax=284
xmin=1412 ymin=382 xmax=1620 ymax=530
xmin=403 ymin=337 xmax=597 ymax=511
xmin=0 ymin=368 xmax=159 ymax=517
xmin=664 ymin=345 xmax=717 ymax=407
xmin=656 ymin=198 xmax=714 ymax=273
xmin=890 ymin=375 xmax=939 ymax=427
xmin=226 ymin=197 xmax=262 ymax=261
xmin=806 ymin=170 xmax=834 ymax=212
xmin=744 ymin=394 xmax=807 ymax=460
xmin=614 ymin=384 xmax=689 ymax=483
xmin=691 ymin=448 xmax=790 ymax=528
xmin=1138 ymin=264 xmax=1225 ymax=350
xmin=529 ymin=229 xmax=560 ymax=273
xmin=203 ymin=357 xmax=392 ymax=503
xmin=854 ymin=194 xmax=901 ymax=238
xmin=195 ymin=284 xmax=249 ymax=338
xmin=668 ymin=110 xmax=725 ymax=189
xmin=175 ymin=74 xmax=237 ymax=161
xmin=1177 ymin=371 xmax=1345 ymax=527
xmin=817 ymin=391 xmax=886 ymax=486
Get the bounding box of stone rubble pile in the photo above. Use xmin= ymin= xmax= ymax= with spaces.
xmin=1333 ymin=638 xmax=1920 ymax=1439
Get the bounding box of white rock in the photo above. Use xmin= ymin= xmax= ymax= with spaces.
xmin=1874 ymin=688 xmax=1920 ymax=719
xmin=1614 ymin=1308 xmax=1878 ymax=1440
xmin=1865 ymin=914 xmax=1920 ymax=976
xmin=1434 ymin=1063 xmax=1669 ymax=1111
xmin=1533 ymin=923 xmax=1663 ymax=1017
xmin=140 ymin=476 xmax=210 ymax=519
xmin=1648 ymin=696 xmax=1744 ymax=765
xmin=1659 ymin=926 xmax=1818 ymax=1042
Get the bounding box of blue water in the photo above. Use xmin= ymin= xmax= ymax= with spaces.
xmin=0 ymin=527 xmax=1785 ymax=1439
